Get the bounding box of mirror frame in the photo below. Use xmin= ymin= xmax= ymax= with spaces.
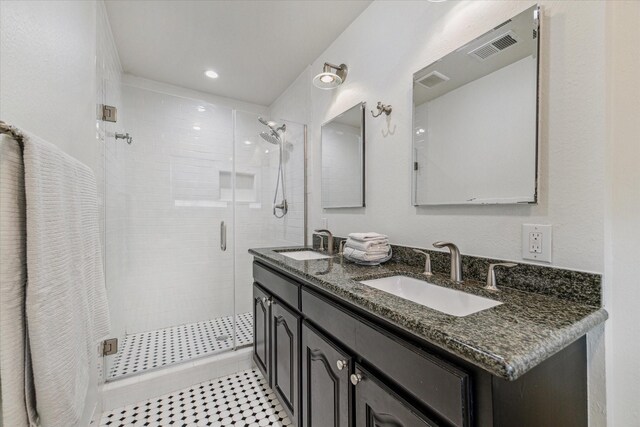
xmin=321 ymin=102 xmax=366 ymax=209
xmin=411 ymin=5 xmax=541 ymax=206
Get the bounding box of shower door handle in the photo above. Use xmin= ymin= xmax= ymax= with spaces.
xmin=220 ymin=221 xmax=227 ymax=251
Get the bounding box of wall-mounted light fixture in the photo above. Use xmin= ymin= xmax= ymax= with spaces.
xmin=312 ymin=62 xmax=348 ymax=89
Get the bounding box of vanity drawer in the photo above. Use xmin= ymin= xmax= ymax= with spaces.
xmin=302 ymin=288 xmax=470 ymax=427
xmin=301 ymin=288 xmax=357 ymax=347
xmin=253 ymin=262 xmax=300 ymax=310
xmin=355 ymin=320 xmax=471 ymax=427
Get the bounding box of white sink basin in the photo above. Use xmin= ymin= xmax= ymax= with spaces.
xmin=359 ymin=275 xmax=502 ymax=317
xmin=279 ymin=250 xmax=332 ymax=261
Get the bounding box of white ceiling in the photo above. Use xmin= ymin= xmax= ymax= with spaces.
xmin=105 ymin=0 xmax=371 ymax=106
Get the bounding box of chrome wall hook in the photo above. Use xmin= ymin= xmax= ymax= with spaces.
xmin=371 ymin=102 xmax=392 ymax=118
xmin=115 ymin=132 xmax=133 ymax=144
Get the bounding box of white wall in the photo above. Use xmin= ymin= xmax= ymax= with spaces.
xmin=299 ymin=0 xmax=606 ymax=273
xmin=271 ymin=1 xmax=608 ymax=425
xmin=0 ymin=0 xmax=117 ymax=424
xmin=604 ymin=2 xmax=640 ymax=426
xmin=0 ymin=0 xmax=100 ymax=172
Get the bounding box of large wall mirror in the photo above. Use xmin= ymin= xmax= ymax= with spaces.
xmin=321 ymin=102 xmax=365 ymax=208
xmin=412 ymin=5 xmax=540 ymax=205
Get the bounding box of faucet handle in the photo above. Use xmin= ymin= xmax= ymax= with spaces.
xmin=485 ymin=263 xmax=517 ymax=291
xmin=412 ymin=249 xmax=433 ymax=276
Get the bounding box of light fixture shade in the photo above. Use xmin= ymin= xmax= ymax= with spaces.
xmin=313 ymin=63 xmax=347 ymax=89
xmin=313 ymin=72 xmax=343 ymax=89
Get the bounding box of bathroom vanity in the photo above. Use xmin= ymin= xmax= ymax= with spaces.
xmin=249 ymin=246 xmax=607 ymax=427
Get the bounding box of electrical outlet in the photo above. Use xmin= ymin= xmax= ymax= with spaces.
xmin=529 ymin=232 xmax=542 ymax=253
xmin=522 ymin=224 xmax=552 ymax=263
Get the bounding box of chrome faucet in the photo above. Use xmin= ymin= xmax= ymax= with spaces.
xmin=314 ymin=229 xmax=334 ymax=255
xmin=433 ymin=241 xmax=463 ymax=282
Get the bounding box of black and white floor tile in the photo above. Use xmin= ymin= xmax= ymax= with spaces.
xmin=109 ymin=313 xmax=254 ymax=379
xmin=100 ymin=368 xmax=292 ymax=427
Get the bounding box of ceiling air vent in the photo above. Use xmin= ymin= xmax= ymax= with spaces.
xmin=469 ymin=30 xmax=519 ymax=61
xmin=417 ymin=71 xmax=450 ymax=88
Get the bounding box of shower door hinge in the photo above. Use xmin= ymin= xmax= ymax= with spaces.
xmin=102 ymin=338 xmax=118 ymax=356
xmin=101 ymin=105 xmax=118 ymax=123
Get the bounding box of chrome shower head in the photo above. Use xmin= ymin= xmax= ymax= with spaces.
xmin=260 ymin=131 xmax=281 ymax=145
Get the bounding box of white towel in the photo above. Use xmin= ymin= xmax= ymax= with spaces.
xmin=345 ymin=237 xmax=389 ymax=253
xmin=0 ymin=134 xmax=36 ymax=427
xmin=347 ymin=232 xmax=388 ymax=242
xmin=0 ymin=124 xmax=111 ymax=427
xmin=343 ymin=246 xmax=389 ymax=262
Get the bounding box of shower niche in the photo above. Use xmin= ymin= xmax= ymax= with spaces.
xmin=219 ymin=171 xmax=257 ymax=202
xmin=103 ymin=85 xmax=306 ymax=381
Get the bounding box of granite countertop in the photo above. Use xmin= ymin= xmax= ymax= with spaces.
xmin=249 ymin=246 xmax=608 ymax=381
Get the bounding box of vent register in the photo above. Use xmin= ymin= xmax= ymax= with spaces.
xmin=416 ymin=29 xmax=522 ymax=91
xmin=469 ymin=30 xmax=519 ymax=61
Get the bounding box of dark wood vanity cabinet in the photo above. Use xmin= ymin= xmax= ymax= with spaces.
xmin=271 ymin=299 xmax=301 ymax=424
xmin=353 ymin=364 xmax=438 ymax=427
xmin=252 ymin=284 xmax=271 ymax=380
xmin=252 ymin=261 xmax=588 ymax=427
xmin=301 ymin=322 xmax=351 ymax=427
xmin=252 ymin=278 xmax=302 ymax=425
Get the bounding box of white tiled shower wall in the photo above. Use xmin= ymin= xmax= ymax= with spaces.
xmin=105 ymin=85 xmax=306 ymax=336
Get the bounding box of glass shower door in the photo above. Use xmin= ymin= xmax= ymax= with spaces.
xmin=103 ymin=86 xmax=237 ymax=380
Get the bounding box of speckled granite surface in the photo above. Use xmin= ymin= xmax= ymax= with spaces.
xmin=312 ymin=235 xmax=603 ymax=306
xmin=249 ymin=246 xmax=608 ymax=381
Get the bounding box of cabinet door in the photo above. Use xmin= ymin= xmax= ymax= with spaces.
xmin=272 ymin=299 xmax=301 ymax=425
xmin=302 ymin=322 xmax=350 ymax=427
xmin=353 ymin=365 xmax=438 ymax=427
xmin=253 ymin=284 xmax=271 ymax=383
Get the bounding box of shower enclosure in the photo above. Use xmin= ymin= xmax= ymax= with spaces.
xmin=103 ymin=84 xmax=306 ymax=381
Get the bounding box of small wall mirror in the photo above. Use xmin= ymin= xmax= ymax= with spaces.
xmin=412 ymin=5 xmax=540 ymax=205
xmin=321 ymin=102 xmax=365 ymax=208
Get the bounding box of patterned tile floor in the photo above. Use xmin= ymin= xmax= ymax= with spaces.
xmin=100 ymin=368 xmax=292 ymax=427
xmin=108 ymin=313 xmax=253 ymax=379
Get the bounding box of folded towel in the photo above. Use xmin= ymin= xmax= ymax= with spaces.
xmin=347 ymin=232 xmax=388 ymax=242
xmin=344 ymin=246 xmax=390 ymax=262
xmin=345 ymin=237 xmax=389 ymax=253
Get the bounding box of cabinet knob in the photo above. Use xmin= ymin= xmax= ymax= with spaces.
xmin=262 ymin=297 xmax=272 ymax=307
xmin=336 ymin=359 xmax=347 ymax=371
xmin=350 ymin=373 xmax=363 ymax=385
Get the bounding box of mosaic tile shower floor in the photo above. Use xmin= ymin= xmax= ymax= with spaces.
xmin=108 ymin=313 xmax=253 ymax=379
xmin=100 ymin=368 xmax=292 ymax=427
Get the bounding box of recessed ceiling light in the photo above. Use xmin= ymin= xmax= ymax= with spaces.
xmin=197 ymin=106 xmax=206 ymax=112
xmin=193 ymin=125 xmax=201 ymax=130
xmin=265 ymin=149 xmax=269 ymax=154
xmin=204 ymin=70 xmax=218 ymax=79
xmin=244 ymin=140 xmax=252 ymax=145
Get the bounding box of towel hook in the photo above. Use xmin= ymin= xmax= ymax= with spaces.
xmin=371 ymin=102 xmax=392 ymax=118
xmin=115 ymin=132 xmax=133 ymax=144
